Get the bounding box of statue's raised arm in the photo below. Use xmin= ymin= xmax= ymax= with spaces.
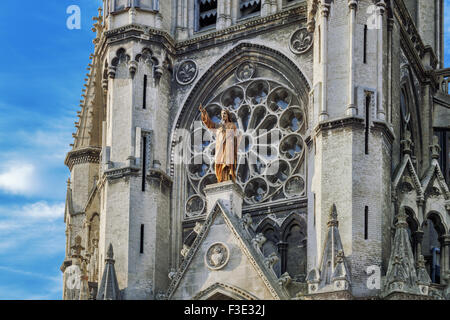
xmin=199 ymin=104 xmax=217 ymax=130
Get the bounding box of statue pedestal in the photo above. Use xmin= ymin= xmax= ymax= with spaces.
xmin=203 ymin=181 xmax=244 ymax=218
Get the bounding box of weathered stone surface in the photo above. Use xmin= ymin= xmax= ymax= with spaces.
xmin=62 ymin=0 xmax=449 ymax=300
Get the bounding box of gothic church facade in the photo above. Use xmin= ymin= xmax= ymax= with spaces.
xmin=61 ymin=0 xmax=450 ymax=300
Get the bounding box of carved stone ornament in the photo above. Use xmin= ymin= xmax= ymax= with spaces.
xmin=236 ymin=62 xmax=256 ymax=82
xmin=176 ymin=60 xmax=198 ymax=85
xmin=205 ymin=242 xmax=230 ymax=270
xmin=289 ymin=28 xmax=313 ymax=55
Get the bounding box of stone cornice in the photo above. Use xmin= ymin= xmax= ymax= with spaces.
xmin=175 ymin=5 xmax=306 ymax=55
xmin=147 ymin=168 xmax=173 ymax=188
xmin=103 ymin=166 xmax=140 ymax=181
xmin=314 ymin=116 xmax=365 ymax=134
xmin=103 ymin=24 xmax=176 ymax=56
xmin=372 ymin=121 xmax=395 ymax=145
xmin=101 ymin=5 xmax=306 ymax=57
xmin=314 ymin=117 xmax=395 ymax=145
xmin=65 ymin=147 xmax=101 ymax=171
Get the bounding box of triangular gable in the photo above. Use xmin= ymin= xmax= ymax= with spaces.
xmin=193 ymin=282 xmax=259 ymax=300
xmin=421 ymin=159 xmax=449 ymax=200
xmin=166 ymin=200 xmax=289 ymax=300
xmin=392 ymin=154 xmax=424 ymax=198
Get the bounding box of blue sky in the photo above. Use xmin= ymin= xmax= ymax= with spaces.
xmin=0 ymin=0 xmax=101 ymax=299
xmin=0 ymin=1 xmax=448 ymax=300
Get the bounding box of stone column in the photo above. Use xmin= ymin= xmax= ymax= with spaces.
xmin=319 ymin=3 xmax=329 ymax=121
xmin=440 ymin=235 xmax=450 ymax=285
xmin=261 ymin=0 xmax=271 ymax=17
xmin=203 ymin=181 xmax=244 ymax=218
xmin=412 ymin=230 xmax=424 ymax=261
xmin=346 ymin=0 xmax=357 ymax=116
xmin=277 ymin=241 xmax=288 ymax=275
xmin=376 ymin=0 xmax=386 ymax=120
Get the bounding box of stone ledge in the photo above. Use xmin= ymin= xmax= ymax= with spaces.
xmin=147 ymin=168 xmax=173 ymax=188
xmin=65 ymin=147 xmax=101 ymax=171
xmin=104 ymin=166 xmax=140 ymax=181
xmin=383 ymin=292 xmax=435 ymax=300
xmin=296 ymin=290 xmax=354 ymax=300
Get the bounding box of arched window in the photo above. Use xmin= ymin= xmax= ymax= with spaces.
xmin=196 ymin=0 xmax=217 ymax=31
xmin=421 ymin=212 xmax=446 ymax=284
xmin=185 ymin=67 xmax=307 ymax=217
xmin=284 ymin=222 xmax=307 ymax=281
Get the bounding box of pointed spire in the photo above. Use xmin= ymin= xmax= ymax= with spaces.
xmin=96 ymin=243 xmax=121 ymax=300
xmin=416 ymin=255 xmax=431 ymax=285
xmin=327 ymin=203 xmax=338 ymax=227
xmin=401 ymin=128 xmax=413 ymax=155
xmin=307 ymin=204 xmax=351 ymax=294
xmin=383 ymin=207 xmax=423 ymax=297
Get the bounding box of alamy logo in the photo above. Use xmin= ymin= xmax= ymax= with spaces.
xmin=366 ymin=5 xmax=382 ymax=30
xmin=66 ymin=5 xmax=81 ymax=30
xmin=366 ymin=265 xmax=381 ymax=290
xmin=65 ymin=265 xmax=81 ymax=290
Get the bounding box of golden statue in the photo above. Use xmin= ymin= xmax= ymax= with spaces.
xmin=199 ymin=104 xmax=240 ymax=183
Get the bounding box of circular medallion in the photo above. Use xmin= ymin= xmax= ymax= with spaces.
xmin=289 ymin=28 xmax=313 ymax=54
xmin=236 ymin=62 xmax=256 ymax=82
xmin=205 ymin=242 xmax=230 ymax=270
xmin=176 ymin=60 xmax=198 ymax=85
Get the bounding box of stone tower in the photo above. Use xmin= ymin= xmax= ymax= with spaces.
xmin=62 ymin=0 xmax=450 ymax=300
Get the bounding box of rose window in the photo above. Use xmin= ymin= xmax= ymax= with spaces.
xmin=185 ymin=76 xmax=306 ymax=218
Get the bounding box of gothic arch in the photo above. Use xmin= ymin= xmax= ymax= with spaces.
xmin=423 ymin=211 xmax=448 ymax=236
xmin=255 ymin=217 xmax=280 ymax=236
xmin=170 ymin=42 xmax=311 ymax=176
xmin=399 ymin=64 xmax=423 ymax=164
xmin=280 ymin=213 xmax=307 ymax=280
xmin=280 ymin=212 xmax=307 ymax=242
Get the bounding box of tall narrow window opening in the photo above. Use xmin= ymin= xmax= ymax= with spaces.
xmin=363 ymin=25 xmax=368 ymax=64
xmin=142 ymin=135 xmax=147 ymax=192
xmin=364 ymin=206 xmax=369 ymax=240
xmin=365 ymin=94 xmax=371 ymax=155
xmin=140 ymin=224 xmax=145 ymax=254
xmin=143 ymin=75 xmax=147 ymax=109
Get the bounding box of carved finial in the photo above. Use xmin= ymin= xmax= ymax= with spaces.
xmin=193 ymin=222 xmax=203 ymax=234
xmin=128 ymin=60 xmax=138 ymax=78
xmin=401 ymin=129 xmax=413 ymax=155
xmin=106 ymin=243 xmax=114 ymax=260
xmin=430 ymin=135 xmax=441 ymax=160
xmin=168 ymin=268 xmax=176 ymax=280
xmin=416 ymin=255 xmax=426 ymax=269
xmin=327 ymin=204 xmax=338 ymax=227
xmin=180 ymin=244 xmax=190 ymax=258
xmin=395 ymin=207 xmax=409 ymax=228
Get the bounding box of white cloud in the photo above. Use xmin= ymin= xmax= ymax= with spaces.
xmin=0 ymin=201 xmax=66 ymax=257
xmin=0 ymin=162 xmax=37 ymax=195
xmin=21 ymin=201 xmax=65 ymax=220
